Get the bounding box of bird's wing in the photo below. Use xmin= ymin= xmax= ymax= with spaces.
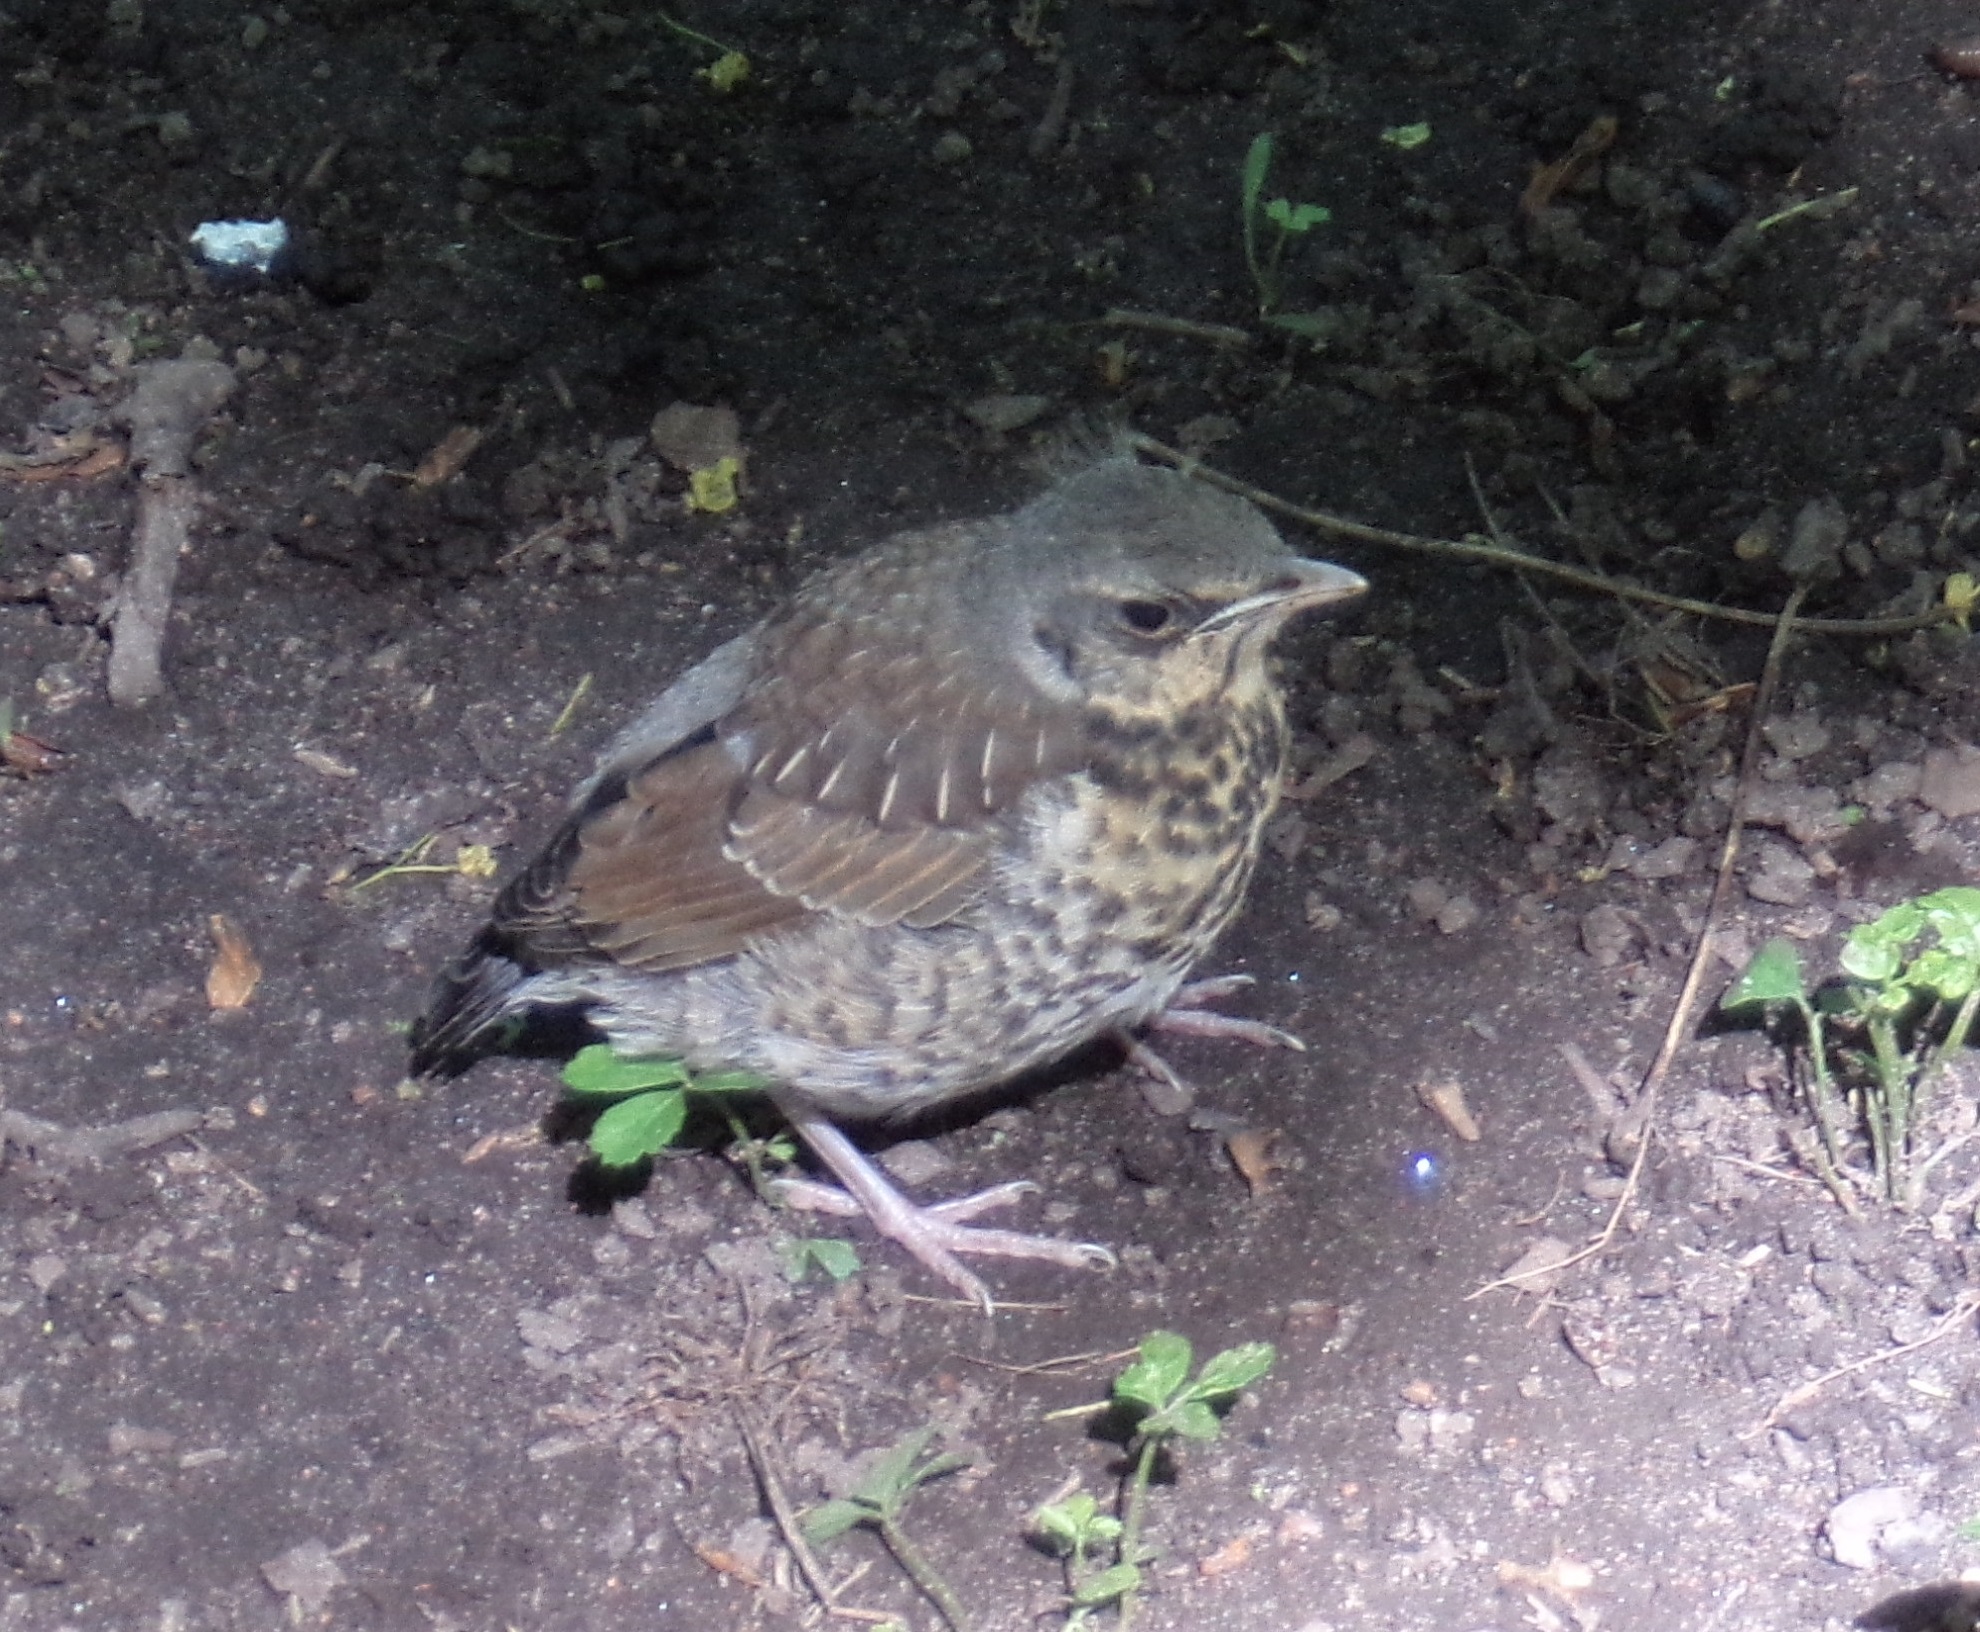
xmin=719 ymin=589 xmax=1086 ymax=929
xmin=487 ymin=723 xmax=810 ymax=975
xmin=500 ymin=609 xmax=1084 ymax=972
xmin=496 ymin=534 xmax=1087 ymax=974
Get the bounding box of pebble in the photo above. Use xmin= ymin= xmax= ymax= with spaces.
xmin=1852 ymin=759 xmax=1922 ymax=812
xmin=1782 ymin=496 xmax=1847 ymax=580
xmin=1919 ymin=743 xmax=1980 ymax=819
xmin=1746 ymin=840 xmax=1815 ymax=905
xmin=1824 ymin=1486 xmax=1916 ymax=1569
xmin=1579 ymin=903 xmax=1638 ymax=966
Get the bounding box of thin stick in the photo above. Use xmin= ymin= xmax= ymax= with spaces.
xmin=1131 ymin=434 xmax=1953 ymax=638
xmin=732 ymin=1404 xmax=841 ymax=1615
xmin=0 ymin=1106 xmax=202 ymax=1165
xmin=1757 ymin=1290 xmax=1978 ymax=1430
xmin=1101 ymin=310 xmax=1255 ymax=348
xmin=1470 ymin=585 xmax=1809 ymax=1297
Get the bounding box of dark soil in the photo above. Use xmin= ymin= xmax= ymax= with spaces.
xmin=6 ymin=2 xmax=1980 ymax=1629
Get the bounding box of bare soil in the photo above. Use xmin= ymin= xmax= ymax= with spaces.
xmin=5 ymin=3 xmax=1980 ymax=1630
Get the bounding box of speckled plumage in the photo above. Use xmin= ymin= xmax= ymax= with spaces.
xmin=411 ymin=454 xmax=1365 ymax=1308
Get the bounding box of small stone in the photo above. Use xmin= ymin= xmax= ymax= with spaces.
xmin=155 ymin=111 xmax=195 ymax=154
xmin=1746 ymin=840 xmax=1815 ymax=905
xmin=1636 ymin=266 xmax=1685 ymax=310
xmin=260 ymin=1541 xmax=347 ymax=1613
xmin=461 ymin=145 xmax=514 ymax=180
xmin=1626 ymin=835 xmax=1697 ymax=880
xmin=1579 ymin=903 xmax=1637 ymax=966
xmin=611 ymin=1198 xmax=659 ymax=1240
xmin=517 ymin=1308 xmax=585 ymax=1354
xmin=1404 ymin=879 xmax=1449 ymax=920
xmin=1304 ymin=893 xmax=1342 ymax=931
xmin=1853 ymin=760 xmax=1922 ymax=812
xmin=931 ymin=130 xmax=974 ymax=164
xmin=962 ymin=394 xmax=1050 ymax=434
xmin=1533 ymin=742 xmax=1607 ymax=836
xmin=878 ymin=1140 xmax=954 ymax=1186
xmin=1433 ymin=895 xmax=1480 ymax=934
xmin=1744 ymin=781 xmax=1850 ymax=845
xmin=1919 ymin=743 xmax=1980 ymax=819
xmin=1762 ymin=713 xmax=1830 ymax=762
xmin=1781 ymin=496 xmax=1847 ymax=581
xmin=1824 ymin=1486 xmax=1917 ymax=1570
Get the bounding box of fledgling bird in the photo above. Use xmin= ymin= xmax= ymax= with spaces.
xmin=410 ymin=454 xmax=1366 ymax=1310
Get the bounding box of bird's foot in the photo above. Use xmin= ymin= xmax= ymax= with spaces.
xmin=772 ymin=1174 xmax=1041 ymax=1225
xmin=1154 ymin=974 xmax=1308 ymax=1052
xmin=1121 ymin=975 xmax=1306 ymax=1113
xmin=769 ymin=1101 xmax=1114 ymax=1314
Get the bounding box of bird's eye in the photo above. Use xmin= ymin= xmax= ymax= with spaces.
xmin=1117 ymin=598 xmax=1174 ymax=635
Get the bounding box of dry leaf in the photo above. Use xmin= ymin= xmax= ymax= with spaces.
xmin=462 ymin=1125 xmax=542 ymax=1163
xmin=1497 ymin=1554 xmax=1595 ymax=1598
xmin=1 ymin=728 xmax=64 ymax=775
xmin=0 ymin=436 xmax=126 ymax=482
xmin=410 ymin=425 xmax=486 ymax=488
xmin=205 ymin=914 xmax=262 ymax=1010
xmin=1520 ymin=114 xmax=1619 ymax=218
xmin=1415 ymin=1076 xmax=1482 ymax=1141
xmin=691 ymin=1543 xmax=765 ymax=1588
xmin=1197 ymin=1534 xmax=1254 ymax=1578
xmin=292 ymin=746 xmax=358 ymax=779
xmin=1226 ymin=1127 xmax=1283 ymax=1195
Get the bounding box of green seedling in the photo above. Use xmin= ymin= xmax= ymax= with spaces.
xmin=1044 ymin=1331 xmax=1275 ymax=1628
xmin=804 ymin=1427 xmax=974 ymax=1632
xmin=1240 ymin=133 xmax=1331 ymax=324
xmin=346 ymin=832 xmax=498 ymax=892
xmin=1721 ymin=887 xmax=1980 ymax=1206
xmin=1030 ymin=1492 xmax=1130 ymax=1627
xmin=653 ymin=10 xmax=749 ymax=92
xmin=559 ymin=1044 xmax=767 ymax=1167
xmin=779 ymin=1235 xmax=862 ymax=1286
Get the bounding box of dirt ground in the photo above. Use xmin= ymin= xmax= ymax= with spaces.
xmin=9 ymin=1 xmax=1980 ymax=1628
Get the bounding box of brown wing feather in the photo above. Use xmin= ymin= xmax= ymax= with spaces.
xmin=728 ymin=788 xmax=991 ymax=926
xmin=561 ymin=737 xmax=812 ymax=973
xmin=500 ymin=534 xmax=1089 ymax=977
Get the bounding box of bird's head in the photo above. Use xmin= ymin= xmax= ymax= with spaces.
xmin=993 ymin=459 xmax=1367 ymax=717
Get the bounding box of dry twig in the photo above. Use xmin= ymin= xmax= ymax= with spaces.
xmin=1470 ymin=586 xmax=1810 ymax=1297
xmin=1132 ymin=434 xmax=1954 ymax=638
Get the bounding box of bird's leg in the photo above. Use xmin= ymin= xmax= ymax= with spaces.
xmin=1151 ymin=973 xmax=1307 ymax=1052
xmin=766 ymin=1095 xmax=1116 ymax=1315
xmin=1122 ymin=975 xmax=1307 ymax=1113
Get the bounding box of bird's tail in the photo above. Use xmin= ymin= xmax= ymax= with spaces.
xmin=407 ymin=931 xmax=529 ymax=1077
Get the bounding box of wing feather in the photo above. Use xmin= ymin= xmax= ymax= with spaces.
xmin=490 ymin=528 xmax=1089 ymax=978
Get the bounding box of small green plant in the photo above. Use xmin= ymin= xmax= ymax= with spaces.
xmin=653 ymin=9 xmax=749 ymax=92
xmin=804 ymin=1427 xmax=974 ymax=1632
xmin=1030 ymin=1491 xmax=1130 ymax=1627
xmin=559 ymin=1044 xmax=767 ymax=1167
xmin=779 ymin=1235 xmax=862 ymax=1286
xmin=1722 ymin=887 xmax=1980 ymax=1206
xmin=1037 ymin=1331 xmax=1276 ymax=1628
xmin=1239 ymin=133 xmax=1332 ymax=326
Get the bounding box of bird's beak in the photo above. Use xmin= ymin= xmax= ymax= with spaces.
xmin=1193 ymin=558 xmax=1368 ymax=635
